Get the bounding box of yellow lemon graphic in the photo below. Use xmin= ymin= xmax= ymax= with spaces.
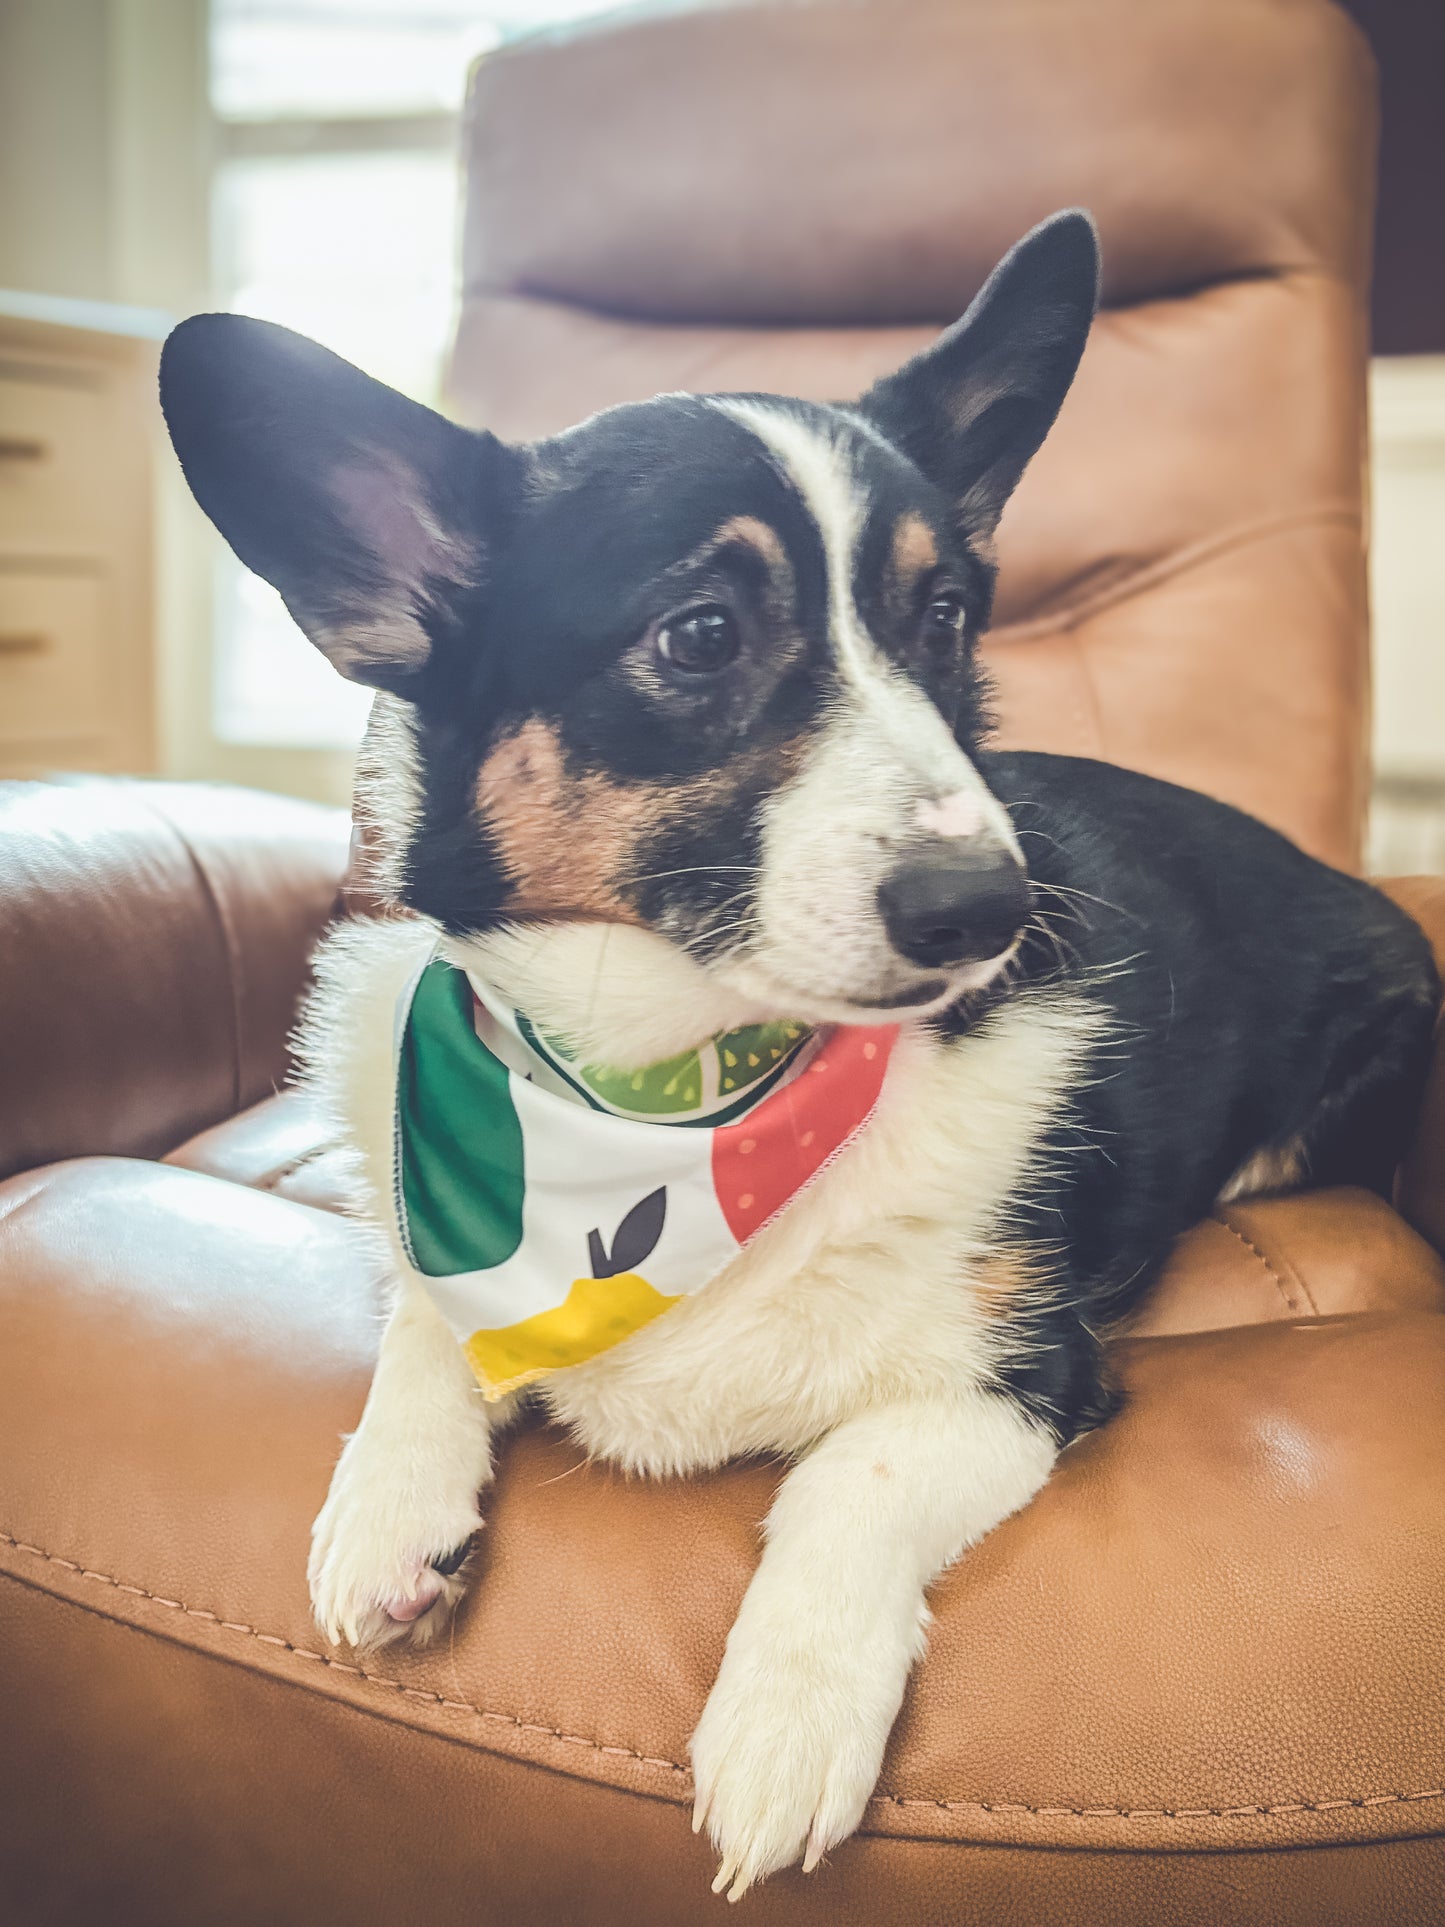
xmin=465 ymin=1272 xmax=681 ymax=1397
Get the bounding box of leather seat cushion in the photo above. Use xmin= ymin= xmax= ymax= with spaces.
xmin=3 ymin=1154 xmax=1443 ymax=1924
xmin=0 ymin=780 xmax=349 ymax=1186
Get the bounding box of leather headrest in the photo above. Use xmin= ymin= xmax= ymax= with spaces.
xmin=460 ymin=0 xmax=1374 ymax=326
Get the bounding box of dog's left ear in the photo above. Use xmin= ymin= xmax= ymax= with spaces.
xmin=858 ymin=209 xmax=1100 ymax=542
xmin=160 ymin=314 xmax=522 ymax=693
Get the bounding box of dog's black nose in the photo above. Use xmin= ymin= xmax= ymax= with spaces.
xmin=877 ymin=849 xmax=1029 ymax=969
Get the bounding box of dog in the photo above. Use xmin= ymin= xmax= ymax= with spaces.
xmin=160 ymin=210 xmax=1438 ymax=1899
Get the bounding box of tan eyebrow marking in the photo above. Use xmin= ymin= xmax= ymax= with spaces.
xmin=709 ymin=515 xmax=798 ymax=633
xmin=891 ymin=512 xmax=938 ymax=586
xmin=711 ymin=514 xmax=790 ymax=571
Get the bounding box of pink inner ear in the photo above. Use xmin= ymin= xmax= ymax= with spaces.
xmin=916 ymin=791 xmax=985 ymax=839
xmin=330 ymin=459 xmax=447 ymax=588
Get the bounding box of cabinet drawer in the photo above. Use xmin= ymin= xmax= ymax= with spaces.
xmin=0 ymin=369 xmax=115 ymax=550
xmin=0 ymin=570 xmax=105 ymax=743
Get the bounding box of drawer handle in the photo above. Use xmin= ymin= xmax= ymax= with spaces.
xmin=0 ymin=436 xmax=48 ymax=462
xmin=0 ymin=632 xmax=48 ymax=655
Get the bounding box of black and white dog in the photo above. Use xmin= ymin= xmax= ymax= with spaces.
xmin=161 ymin=212 xmax=1437 ymax=1899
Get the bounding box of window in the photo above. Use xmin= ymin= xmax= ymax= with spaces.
xmin=208 ymin=0 xmax=618 ymax=747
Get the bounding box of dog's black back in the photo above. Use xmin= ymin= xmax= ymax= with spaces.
xmin=973 ymin=751 xmax=1438 ymax=1437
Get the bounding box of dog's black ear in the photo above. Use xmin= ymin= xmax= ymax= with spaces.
xmin=858 ymin=210 xmax=1100 ymax=542
xmin=160 ymin=314 xmax=520 ymax=692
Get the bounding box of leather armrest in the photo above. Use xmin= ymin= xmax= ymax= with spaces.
xmin=1379 ymin=876 xmax=1445 ymax=1254
xmin=0 ymin=778 xmax=350 ymax=1183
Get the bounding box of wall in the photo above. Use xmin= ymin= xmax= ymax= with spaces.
xmin=0 ymin=0 xmax=356 ymax=807
xmin=0 ymin=0 xmax=209 ymax=314
xmin=0 ymin=1 xmax=114 ymax=302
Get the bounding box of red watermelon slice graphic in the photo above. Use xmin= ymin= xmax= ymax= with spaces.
xmin=711 ymin=1026 xmax=897 ymax=1243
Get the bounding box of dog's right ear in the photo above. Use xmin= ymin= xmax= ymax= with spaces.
xmin=160 ymin=314 xmax=520 ymax=692
xmin=856 ymin=210 xmax=1099 ymax=546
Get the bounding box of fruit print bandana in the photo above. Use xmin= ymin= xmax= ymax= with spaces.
xmin=391 ymin=953 xmax=898 ymax=1400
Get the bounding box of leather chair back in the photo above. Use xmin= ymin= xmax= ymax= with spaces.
xmin=447 ymin=0 xmax=1376 ymax=869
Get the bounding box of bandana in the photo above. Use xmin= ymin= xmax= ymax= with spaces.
xmin=389 ymin=952 xmax=898 ymax=1400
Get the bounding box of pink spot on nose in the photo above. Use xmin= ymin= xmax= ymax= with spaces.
xmin=916 ymin=791 xmax=984 ymax=839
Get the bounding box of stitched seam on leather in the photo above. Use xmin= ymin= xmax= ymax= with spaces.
xmin=1211 ymin=1214 xmax=1312 ymax=1317
xmin=987 ymin=505 xmax=1360 ymax=646
xmin=6 ymin=1530 xmax=1443 ymax=1823
xmin=0 ymin=1531 xmax=686 ymax=1778
xmin=873 ymin=1790 xmax=1445 ymax=1819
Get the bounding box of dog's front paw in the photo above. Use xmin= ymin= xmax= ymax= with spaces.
xmin=307 ymin=1429 xmax=484 ymax=1653
xmin=690 ymin=1629 xmax=903 ymax=1901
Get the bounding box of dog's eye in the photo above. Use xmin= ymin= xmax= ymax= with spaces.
xmin=655 ymin=605 xmax=740 ymax=676
xmin=923 ymin=592 xmax=967 ymax=647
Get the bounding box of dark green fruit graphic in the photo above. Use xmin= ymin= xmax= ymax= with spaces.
xmin=588 ymin=1187 xmax=667 ymax=1279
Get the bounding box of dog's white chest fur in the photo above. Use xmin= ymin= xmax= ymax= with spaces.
xmin=307 ymin=918 xmax=1097 ymax=1478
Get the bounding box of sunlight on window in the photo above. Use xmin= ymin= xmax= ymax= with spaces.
xmin=213 ymin=1 xmax=499 ymax=120
xmin=208 ymin=0 xmax=618 ymax=748
xmin=212 ymin=0 xmax=620 ymax=119
xmin=216 ymin=148 xmax=460 ymax=403
xmin=214 ymin=564 xmax=376 ymax=747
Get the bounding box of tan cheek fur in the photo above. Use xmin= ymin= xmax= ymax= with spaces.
xmin=476 ymin=718 xmax=658 ymax=922
xmin=476 ymin=718 xmax=809 ymax=929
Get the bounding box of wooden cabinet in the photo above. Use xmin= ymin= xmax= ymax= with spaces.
xmin=0 ymin=292 xmax=166 ymax=776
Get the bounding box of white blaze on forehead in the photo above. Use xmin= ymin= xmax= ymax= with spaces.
xmin=710 ymin=397 xmax=1019 ymax=858
xmin=714 ymin=397 xmax=869 ymax=677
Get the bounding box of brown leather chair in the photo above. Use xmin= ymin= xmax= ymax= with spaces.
xmin=5 ymin=3 xmax=1445 ymax=1922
